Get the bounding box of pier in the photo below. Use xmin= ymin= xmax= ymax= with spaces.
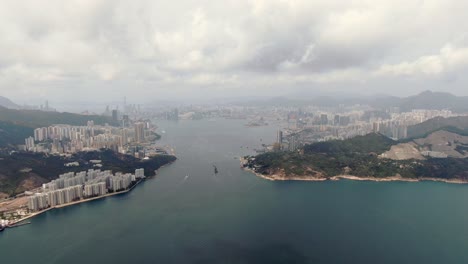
xmin=8 ymin=221 xmax=31 ymax=228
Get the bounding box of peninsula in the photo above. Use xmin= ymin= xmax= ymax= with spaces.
xmin=0 ymin=149 xmax=176 ymax=227
xmin=241 ymin=130 xmax=468 ymax=183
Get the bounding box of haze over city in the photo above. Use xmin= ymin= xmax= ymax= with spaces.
xmin=4 ymin=1 xmax=468 ymax=264
xmin=1 ymin=0 xmax=468 ymax=106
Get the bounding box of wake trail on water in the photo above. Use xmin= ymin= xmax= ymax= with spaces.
xmin=181 ymin=174 xmax=190 ymax=184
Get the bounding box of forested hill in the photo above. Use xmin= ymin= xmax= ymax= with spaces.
xmin=244 ymin=132 xmax=468 ymax=181
xmin=407 ymin=116 xmax=468 ymax=139
xmin=0 ymin=149 xmax=177 ymax=197
xmin=0 ymin=121 xmax=34 ymax=147
xmin=303 ymin=133 xmax=394 ymax=154
xmin=0 ymin=106 xmax=116 ymax=128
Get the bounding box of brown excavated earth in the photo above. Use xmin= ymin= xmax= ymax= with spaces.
xmin=16 ymin=173 xmax=46 ymax=193
xmin=380 ymin=142 xmax=425 ymax=160
xmin=414 ymin=130 xmax=468 ymax=158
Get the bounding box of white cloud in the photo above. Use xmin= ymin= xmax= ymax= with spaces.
xmin=376 ymin=44 xmax=468 ymax=77
xmin=0 ymin=0 xmax=468 ymax=102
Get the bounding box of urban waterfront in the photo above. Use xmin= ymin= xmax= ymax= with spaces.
xmin=2 ymin=119 xmax=468 ymax=264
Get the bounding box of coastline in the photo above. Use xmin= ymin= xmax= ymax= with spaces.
xmin=7 ymin=159 xmax=177 ymax=226
xmin=240 ymin=158 xmax=468 ymax=185
xmin=8 ymin=178 xmax=145 ymax=226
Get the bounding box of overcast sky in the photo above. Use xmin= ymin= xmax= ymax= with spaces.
xmin=1 ymin=0 xmax=468 ymax=104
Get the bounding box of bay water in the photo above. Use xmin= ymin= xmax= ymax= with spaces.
xmin=1 ymin=119 xmax=468 ymax=263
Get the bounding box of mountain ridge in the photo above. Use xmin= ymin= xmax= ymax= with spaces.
xmin=0 ymin=105 xmax=116 ymax=128
xmin=0 ymin=96 xmax=20 ymax=109
xmin=239 ymin=90 xmax=468 ymax=112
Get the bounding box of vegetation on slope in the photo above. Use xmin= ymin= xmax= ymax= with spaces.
xmin=303 ymin=133 xmax=394 ymax=154
xmin=0 ymin=149 xmax=176 ymax=196
xmin=0 ymin=106 xmax=116 ymax=128
xmin=246 ymin=133 xmax=468 ymax=181
xmin=0 ymin=106 xmax=118 ymax=148
xmin=407 ymin=116 xmax=468 ymax=139
xmin=0 ymin=121 xmax=34 ymax=147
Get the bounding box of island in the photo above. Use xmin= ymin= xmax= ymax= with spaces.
xmin=241 ymin=129 xmax=468 ymax=183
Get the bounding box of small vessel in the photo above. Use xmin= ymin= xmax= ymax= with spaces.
xmin=0 ymin=226 xmax=5 ymax=232
xmin=213 ymin=165 xmax=218 ymax=174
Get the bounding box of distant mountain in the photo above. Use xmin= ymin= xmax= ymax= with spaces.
xmin=394 ymin=91 xmax=468 ymax=112
xmin=0 ymin=96 xmax=20 ymax=109
xmin=0 ymin=106 xmax=117 ymax=128
xmin=353 ymin=91 xmax=468 ymax=112
xmin=406 ymin=116 xmax=468 ymax=139
xmin=242 ymin=91 xmax=468 ymax=112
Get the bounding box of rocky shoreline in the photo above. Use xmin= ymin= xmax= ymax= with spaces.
xmin=240 ymin=158 xmax=468 ymax=184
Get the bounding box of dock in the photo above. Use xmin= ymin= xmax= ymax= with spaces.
xmin=8 ymin=221 xmax=31 ymax=228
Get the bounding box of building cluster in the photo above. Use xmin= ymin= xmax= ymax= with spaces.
xmin=274 ymin=109 xmax=465 ymax=151
xmin=28 ymin=168 xmax=145 ymax=211
xmin=24 ymin=121 xmax=152 ymax=154
xmin=371 ymin=110 xmax=458 ymax=139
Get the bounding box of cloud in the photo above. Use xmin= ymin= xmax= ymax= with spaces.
xmin=376 ymin=44 xmax=468 ymax=77
xmin=0 ymin=0 xmax=468 ymax=103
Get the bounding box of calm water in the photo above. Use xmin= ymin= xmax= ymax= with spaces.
xmin=2 ymin=119 xmax=468 ymax=264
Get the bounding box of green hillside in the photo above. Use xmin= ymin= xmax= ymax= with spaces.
xmin=0 ymin=121 xmax=34 ymax=147
xmin=407 ymin=116 xmax=468 ymax=139
xmin=304 ymin=133 xmax=395 ymax=154
xmin=245 ymin=132 xmax=468 ymax=181
xmin=0 ymin=150 xmax=176 ymax=196
xmin=0 ymin=106 xmax=115 ymax=128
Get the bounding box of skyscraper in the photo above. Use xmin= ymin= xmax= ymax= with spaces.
xmin=122 ymin=115 xmax=129 ymax=127
xmin=320 ymin=114 xmax=328 ymax=125
xmin=112 ymin=110 xmax=118 ymax=122
xmin=276 ymin=130 xmax=283 ymax=145
xmin=334 ymin=115 xmax=340 ymax=126
xmin=120 ymin=128 xmax=128 ymax=146
xmin=134 ymin=122 xmax=145 ymax=143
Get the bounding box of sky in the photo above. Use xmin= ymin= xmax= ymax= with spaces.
xmin=1 ymin=0 xmax=468 ymax=105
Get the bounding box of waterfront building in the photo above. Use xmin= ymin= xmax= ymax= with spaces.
xmin=47 ymin=191 xmax=58 ymax=207
xmin=29 ymin=169 xmax=144 ymax=211
xmin=28 ymin=196 xmax=39 ymax=211
xmin=135 ymin=168 xmax=145 ymax=179
xmin=276 ymin=130 xmax=283 ymax=145
xmin=28 ymin=194 xmax=48 ymax=211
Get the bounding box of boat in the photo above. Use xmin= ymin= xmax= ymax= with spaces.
xmin=0 ymin=226 xmax=5 ymax=232
xmin=213 ymin=165 xmax=218 ymax=174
